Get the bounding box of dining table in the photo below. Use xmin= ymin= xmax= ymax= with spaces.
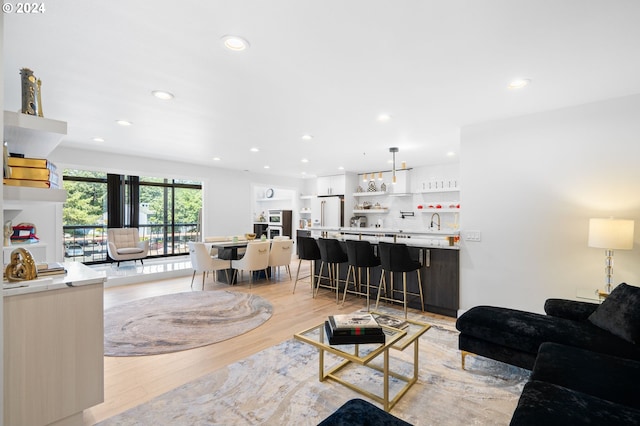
xmin=205 ymin=239 xmax=271 ymax=284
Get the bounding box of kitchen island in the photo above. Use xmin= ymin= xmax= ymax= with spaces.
xmin=3 ymin=262 xmax=106 ymax=426
xmin=305 ymin=227 xmax=460 ymax=317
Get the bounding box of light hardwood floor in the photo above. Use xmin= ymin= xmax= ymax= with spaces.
xmin=84 ymin=261 xmax=446 ymax=425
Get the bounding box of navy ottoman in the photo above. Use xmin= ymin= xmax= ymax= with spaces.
xmin=318 ymin=398 xmax=412 ymax=426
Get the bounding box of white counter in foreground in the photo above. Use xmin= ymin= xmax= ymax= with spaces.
xmin=3 ymin=261 xmax=106 ymax=296
xmin=3 ymin=261 xmax=105 ymax=426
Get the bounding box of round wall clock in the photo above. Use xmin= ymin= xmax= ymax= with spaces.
xmin=265 ymin=188 xmax=274 ymax=198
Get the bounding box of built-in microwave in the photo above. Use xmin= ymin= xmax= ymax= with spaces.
xmin=267 ymin=226 xmax=282 ymax=239
xmin=268 ymin=210 xmax=282 ymax=224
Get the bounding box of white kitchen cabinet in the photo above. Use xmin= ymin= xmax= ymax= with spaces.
xmin=317 ymin=174 xmax=345 ymax=196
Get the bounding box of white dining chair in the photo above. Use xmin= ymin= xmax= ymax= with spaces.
xmin=188 ymin=242 xmax=231 ymax=290
xmin=231 ymin=241 xmax=270 ymax=288
xmin=268 ymin=238 xmax=293 ymax=280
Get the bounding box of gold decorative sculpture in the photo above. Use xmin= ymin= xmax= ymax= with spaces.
xmin=20 ymin=68 xmax=42 ymax=116
xmin=5 ymin=247 xmax=38 ymax=282
xmin=4 ymin=220 xmax=12 ymax=246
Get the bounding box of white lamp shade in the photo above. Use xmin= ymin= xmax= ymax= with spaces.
xmin=588 ymin=218 xmax=635 ymax=250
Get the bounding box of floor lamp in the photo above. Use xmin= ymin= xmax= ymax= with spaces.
xmin=588 ymin=218 xmax=635 ymax=293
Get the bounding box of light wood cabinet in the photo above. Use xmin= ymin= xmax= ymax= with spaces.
xmin=3 ymin=263 xmax=105 ymax=426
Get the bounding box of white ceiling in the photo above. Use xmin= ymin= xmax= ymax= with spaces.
xmin=4 ymin=1 xmax=640 ymax=178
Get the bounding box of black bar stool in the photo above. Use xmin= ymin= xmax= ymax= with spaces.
xmin=375 ymin=241 xmax=425 ymax=318
xmin=315 ymin=238 xmax=348 ymax=303
xmin=293 ymin=236 xmax=321 ymax=294
xmin=342 ymin=239 xmax=380 ymax=310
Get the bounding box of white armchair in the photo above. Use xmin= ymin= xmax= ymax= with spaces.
xmin=107 ymin=228 xmax=149 ymax=266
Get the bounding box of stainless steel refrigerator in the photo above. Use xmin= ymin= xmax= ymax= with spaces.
xmin=311 ymin=196 xmax=343 ymax=228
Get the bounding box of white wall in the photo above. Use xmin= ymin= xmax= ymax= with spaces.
xmin=460 ymin=94 xmax=640 ymax=314
xmin=1 ymin=10 xmax=4 ymax=422
xmin=49 ymin=147 xmax=306 ymax=238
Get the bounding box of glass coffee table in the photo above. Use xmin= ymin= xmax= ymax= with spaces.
xmin=293 ymin=312 xmax=431 ymax=411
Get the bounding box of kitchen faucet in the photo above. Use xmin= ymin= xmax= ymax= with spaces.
xmin=430 ymin=213 xmax=441 ymax=231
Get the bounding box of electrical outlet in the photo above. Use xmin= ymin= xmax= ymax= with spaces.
xmin=464 ymin=231 xmax=482 ymax=242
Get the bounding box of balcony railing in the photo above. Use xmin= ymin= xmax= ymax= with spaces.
xmin=63 ymin=223 xmax=200 ymax=263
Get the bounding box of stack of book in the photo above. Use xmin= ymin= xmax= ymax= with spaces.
xmin=36 ymin=262 xmax=66 ymax=277
xmin=324 ymin=313 xmax=385 ymax=345
xmin=3 ymin=155 xmax=60 ymax=189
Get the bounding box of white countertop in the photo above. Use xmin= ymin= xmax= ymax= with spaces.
xmin=3 ymin=261 xmax=106 ymax=296
xmin=310 ymin=226 xmax=459 ymax=235
xmin=308 ymin=227 xmax=460 ymax=250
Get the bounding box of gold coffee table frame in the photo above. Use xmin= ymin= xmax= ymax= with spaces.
xmin=294 ymin=313 xmax=431 ymax=411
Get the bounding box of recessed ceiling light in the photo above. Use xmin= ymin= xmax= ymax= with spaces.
xmin=301 ymin=158 xmax=309 ymax=163
xmin=213 ymin=157 xmax=221 ymax=161
xmin=447 ymin=151 xmax=456 ymax=157
xmin=264 ymin=165 xmax=270 ymax=169
xmin=508 ymin=79 xmax=531 ymax=89
xmin=92 ymin=137 xmax=105 ymax=142
xmin=338 ymin=166 xmax=345 ymax=170
xmin=116 ymin=120 xmax=132 ymax=126
xmin=221 ymin=35 xmax=250 ymax=51
xmin=377 ymin=114 xmax=392 ymax=122
xmin=301 ymin=172 xmax=307 ymax=175
xmin=301 ymin=134 xmax=313 ymax=140
xmin=152 ymin=90 xmax=174 ymax=100
xmin=250 ymin=147 xmax=259 ymax=152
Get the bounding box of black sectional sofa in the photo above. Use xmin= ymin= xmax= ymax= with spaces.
xmin=510 ymin=342 xmax=640 ymax=425
xmin=456 ymin=282 xmax=640 ymax=424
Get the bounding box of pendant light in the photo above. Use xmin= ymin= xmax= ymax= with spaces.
xmin=389 ymin=147 xmax=399 ymax=184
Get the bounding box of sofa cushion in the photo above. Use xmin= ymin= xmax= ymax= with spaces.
xmin=588 ymin=283 xmax=640 ymax=344
xmin=510 ymin=381 xmax=640 ymax=425
xmin=117 ymin=247 xmax=145 ymax=254
xmin=532 ymin=342 xmax=640 ymax=409
xmin=544 ymin=298 xmax=599 ymax=321
xmin=456 ymin=305 xmax=640 ymax=361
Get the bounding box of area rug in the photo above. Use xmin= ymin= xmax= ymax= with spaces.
xmin=104 ymin=291 xmax=273 ymax=356
xmin=98 ymin=307 xmax=530 ymax=424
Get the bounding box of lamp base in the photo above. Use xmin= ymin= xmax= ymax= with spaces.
xmin=603 ymin=249 xmax=614 ymax=294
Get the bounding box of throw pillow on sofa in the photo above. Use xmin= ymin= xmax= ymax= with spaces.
xmin=588 ymin=283 xmax=640 ymax=344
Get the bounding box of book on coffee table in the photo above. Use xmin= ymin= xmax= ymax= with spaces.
xmin=329 ymin=313 xmax=380 ymax=329
xmin=372 ymin=313 xmax=409 ymax=330
xmin=327 ymin=316 xmax=384 ymax=336
xmin=324 ymin=321 xmax=386 ymax=345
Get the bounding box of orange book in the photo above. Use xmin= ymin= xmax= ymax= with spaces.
xmin=7 ymin=156 xmax=57 ymax=171
xmin=3 ymin=178 xmax=55 ymax=188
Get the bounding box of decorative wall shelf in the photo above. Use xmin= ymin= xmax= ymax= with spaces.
xmin=352 ymin=209 xmax=389 ymax=214
xmin=3 ymin=186 xmax=67 ymax=204
xmin=3 ymin=110 xmax=67 ymax=158
xmin=418 ymin=188 xmax=460 ymax=194
xmin=420 ymin=208 xmax=460 ymax=213
xmin=353 ymin=191 xmax=387 ymax=197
